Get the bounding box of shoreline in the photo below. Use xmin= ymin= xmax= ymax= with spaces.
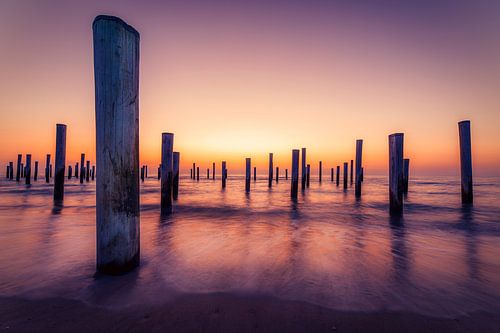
xmin=1 ymin=293 xmax=499 ymax=333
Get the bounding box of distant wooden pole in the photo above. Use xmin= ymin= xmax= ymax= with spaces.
xmin=222 ymin=161 xmax=227 ymax=188
xmin=16 ymin=154 xmax=22 ymax=182
xmin=276 ymin=166 xmax=279 ymax=183
xmin=268 ymin=153 xmax=273 ymax=188
xmin=161 ymin=132 xmax=174 ymax=215
xmin=25 ymin=154 xmax=31 ymax=185
xmin=245 ymin=158 xmax=251 ymax=193
xmin=75 ymin=162 xmax=78 ymax=179
xmin=306 ymin=164 xmax=310 ymax=187
xmin=68 ymin=165 xmax=72 ymax=180
xmin=458 ymin=120 xmax=473 ymax=204
xmin=173 ymin=152 xmax=180 ymax=200
xmin=319 ymin=161 xmax=322 ymax=183
xmin=355 ymin=139 xmax=363 ymax=198
xmin=158 ymin=164 xmax=161 ymax=180
xmin=330 ymin=168 xmax=333 ymax=182
xmin=145 ymin=165 xmax=148 ymax=179
xmin=285 ymin=168 xmax=288 ymax=180
xmin=301 ymin=148 xmax=306 ymax=190
xmin=336 ymin=166 xmax=340 ymax=186
xmin=207 ymin=168 xmax=209 ymax=179
xmin=49 ymin=164 xmax=52 ymax=178
xmin=212 ymin=162 xmax=215 ymax=180
xmin=253 ymin=166 xmax=256 ymax=181
xmin=389 ymin=133 xmax=404 ymax=215
xmin=9 ymin=162 xmax=13 ymax=180
xmin=291 ymin=149 xmax=299 ymax=199
xmin=196 ymin=166 xmax=200 ymax=181
xmin=34 ymin=161 xmax=38 ymax=181
xmin=403 ymin=158 xmax=409 ymax=194
xmin=190 ymin=169 xmax=192 ymax=179
xmin=79 ymin=153 xmax=85 ymax=184
xmin=350 ymin=159 xmax=353 ymax=185
xmin=94 ymin=15 xmax=140 ymax=274
xmin=54 ymin=124 xmax=67 ymax=200
xmin=92 ymin=166 xmax=95 ymax=181
xmin=192 ymin=163 xmax=196 ymax=179
xmin=5 ymin=165 xmax=8 ymax=179
xmin=343 ymin=162 xmax=348 ymax=189
xmin=86 ymin=160 xmax=90 ymax=182
xmin=140 ymin=166 xmax=144 ymax=182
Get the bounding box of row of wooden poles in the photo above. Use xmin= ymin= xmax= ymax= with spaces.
xmin=9 ymin=15 xmax=472 ymax=275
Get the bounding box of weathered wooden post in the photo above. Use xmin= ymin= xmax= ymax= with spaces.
xmin=245 ymin=158 xmax=251 ymax=193
xmin=173 ymin=152 xmax=179 ymax=200
xmin=403 ymin=158 xmax=409 ymax=194
xmin=86 ymin=160 xmax=90 ymax=182
xmin=158 ymin=164 xmax=161 ymax=180
xmin=68 ymin=165 xmax=72 ymax=179
xmin=75 ymin=162 xmax=79 ymax=179
xmin=94 ymin=15 xmax=140 ymax=274
xmin=34 ymin=161 xmax=38 ymax=181
xmin=306 ymin=164 xmax=310 ymax=187
xmin=190 ymin=169 xmax=192 ymax=179
xmin=79 ymin=153 xmax=85 ymax=184
xmin=53 ymin=124 xmax=67 ymax=201
xmin=319 ymin=161 xmax=322 ymax=183
xmin=343 ymin=162 xmax=348 ymax=189
xmin=285 ymin=168 xmax=288 ymax=180
xmin=291 ymin=149 xmax=299 ymax=199
xmin=16 ymin=154 xmax=22 ymax=182
xmin=458 ymin=120 xmax=473 ymax=204
xmin=161 ymin=132 xmax=174 ymax=215
xmin=330 ymin=167 xmax=333 ymax=182
xmin=196 ymin=166 xmax=200 ymax=181
xmin=301 ymin=148 xmax=306 ymax=190
xmin=212 ymin=162 xmax=215 ymax=180
xmin=268 ymin=153 xmax=273 ymax=188
xmin=222 ymin=161 xmax=227 ymax=188
xmin=206 ymin=168 xmax=209 ymax=179
xmin=192 ymin=163 xmax=196 ymax=179
xmin=25 ymin=154 xmax=31 ymax=185
xmin=92 ymin=166 xmax=95 ymax=181
xmin=276 ymin=166 xmax=279 ymax=183
xmin=355 ymin=139 xmax=363 ymax=198
xmin=140 ymin=166 xmax=144 ymax=182
xmin=9 ymin=162 xmax=13 ymax=180
xmin=350 ymin=159 xmax=354 ymax=185
xmin=253 ymin=166 xmax=256 ymax=181
xmin=336 ymin=165 xmax=340 ymax=186
xmin=389 ymin=133 xmax=404 ymax=215
xmin=145 ymin=165 xmax=148 ymax=179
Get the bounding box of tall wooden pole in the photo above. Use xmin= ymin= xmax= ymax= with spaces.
xmin=79 ymin=153 xmax=85 ymax=184
xmin=192 ymin=163 xmax=196 ymax=179
xmin=54 ymin=124 xmax=67 ymax=201
xmin=245 ymin=158 xmax=251 ymax=193
xmin=319 ymin=161 xmax=322 ymax=183
xmin=25 ymin=154 xmax=31 ymax=185
xmin=301 ymin=148 xmax=306 ymax=190
xmin=458 ymin=120 xmax=473 ymax=204
xmin=222 ymin=161 xmax=227 ymax=188
xmin=34 ymin=161 xmax=38 ymax=181
xmin=291 ymin=149 xmax=299 ymax=199
xmin=276 ymin=166 xmax=279 ymax=183
xmin=336 ymin=165 xmax=340 ymax=186
xmin=212 ymin=162 xmax=215 ymax=180
xmin=196 ymin=166 xmax=199 ymax=181
xmin=16 ymin=154 xmax=22 ymax=182
xmin=173 ymin=152 xmax=180 ymax=200
xmin=268 ymin=153 xmax=273 ymax=188
xmin=355 ymin=139 xmax=363 ymax=198
xmin=161 ymin=132 xmax=174 ymax=215
xmin=389 ymin=133 xmax=404 ymax=215
xmin=94 ymin=15 xmax=140 ymax=274
xmin=343 ymin=162 xmax=348 ymax=189
xmin=86 ymin=160 xmax=90 ymax=182
xmin=285 ymin=168 xmax=288 ymax=180
xmin=207 ymin=168 xmax=209 ymax=179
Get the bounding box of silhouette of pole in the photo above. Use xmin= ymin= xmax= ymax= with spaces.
xmin=319 ymin=161 xmax=322 ymax=183
xmin=68 ymin=165 xmax=72 ymax=180
xmin=212 ymin=162 xmax=215 ymax=180
xmin=25 ymin=154 xmax=31 ymax=185
xmin=350 ymin=159 xmax=353 ymax=185
xmin=361 ymin=167 xmax=364 ymax=182
xmin=276 ymin=166 xmax=279 ymax=183
xmin=291 ymin=149 xmax=299 ymax=199
xmin=145 ymin=165 xmax=148 ymax=179
xmin=21 ymin=163 xmax=24 ymax=178
xmin=253 ymin=166 xmax=256 ymax=181
xmin=54 ymin=124 xmax=67 ymax=201
xmin=355 ymin=139 xmax=363 ymax=198
xmin=403 ymin=158 xmax=410 ymax=194
xmin=285 ymin=168 xmax=288 ymax=180
xmin=192 ymin=163 xmax=195 ymax=179
xmin=207 ymin=168 xmax=209 ymax=179
xmin=336 ymin=166 xmax=340 ymax=186
xmin=190 ymin=169 xmax=192 ymax=179
xmin=173 ymin=152 xmax=180 ymax=200
xmin=268 ymin=153 xmax=273 ymax=188
xmin=306 ymin=164 xmax=310 ymax=187
xmin=330 ymin=167 xmax=333 ymax=182
xmin=16 ymin=154 xmax=22 ymax=182
xmin=389 ymin=133 xmax=404 ymax=215
xmin=140 ymin=166 xmax=144 ymax=182
xmin=49 ymin=164 xmax=52 ymax=178
xmin=245 ymin=158 xmax=251 ymax=193
xmin=161 ymin=132 xmax=174 ymax=215
xmin=94 ymin=15 xmax=140 ymax=274
xmin=75 ymin=162 xmax=78 ymax=179
xmin=196 ymin=166 xmax=199 ymax=181
xmin=34 ymin=161 xmax=38 ymax=181
xmin=158 ymin=164 xmax=161 ymax=180
xmin=343 ymin=162 xmax=348 ymax=189
xmin=301 ymin=148 xmax=306 ymax=190
xmin=458 ymin=120 xmax=473 ymax=204
xmin=92 ymin=166 xmax=95 ymax=181
xmin=9 ymin=162 xmax=13 ymax=180
xmin=86 ymin=160 xmax=90 ymax=182
xmin=222 ymin=161 xmax=227 ymax=188
xmin=79 ymin=153 xmax=85 ymax=184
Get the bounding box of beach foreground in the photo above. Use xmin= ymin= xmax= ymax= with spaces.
xmin=2 ymin=293 xmax=499 ymax=333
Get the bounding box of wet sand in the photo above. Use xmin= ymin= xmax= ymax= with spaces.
xmin=1 ymin=293 xmax=499 ymax=333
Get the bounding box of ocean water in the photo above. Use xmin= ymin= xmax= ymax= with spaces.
xmin=0 ymin=175 xmax=499 ymax=317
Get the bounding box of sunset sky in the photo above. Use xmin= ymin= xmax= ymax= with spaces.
xmin=1 ymin=0 xmax=499 ymax=176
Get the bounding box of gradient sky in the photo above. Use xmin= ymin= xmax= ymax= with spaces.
xmin=1 ymin=0 xmax=499 ymax=176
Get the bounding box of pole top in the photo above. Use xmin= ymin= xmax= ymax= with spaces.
xmin=93 ymin=15 xmax=140 ymax=39
xmin=458 ymin=120 xmax=471 ymax=125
